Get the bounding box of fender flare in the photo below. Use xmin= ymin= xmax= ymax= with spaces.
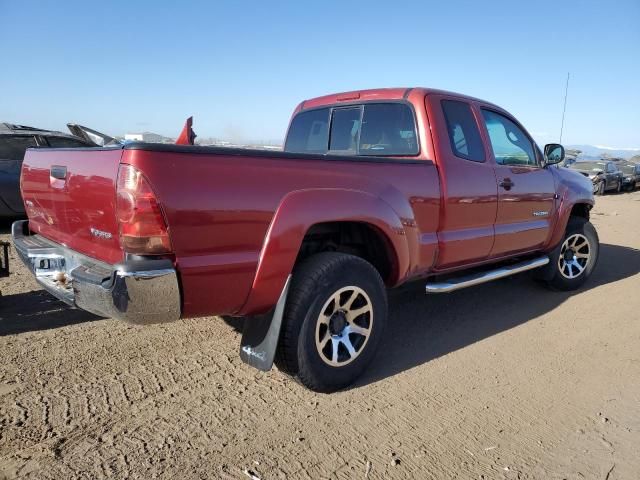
xmin=545 ymin=187 xmax=594 ymax=251
xmin=238 ymin=188 xmax=414 ymax=315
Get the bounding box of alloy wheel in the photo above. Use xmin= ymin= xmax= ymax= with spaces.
xmin=315 ymin=286 xmax=373 ymax=367
xmin=558 ymin=233 xmax=591 ymax=279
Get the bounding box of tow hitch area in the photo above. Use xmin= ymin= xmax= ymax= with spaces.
xmin=0 ymin=241 xmax=9 ymax=278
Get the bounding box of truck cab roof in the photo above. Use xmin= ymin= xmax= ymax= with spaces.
xmin=298 ymin=87 xmax=500 ymax=111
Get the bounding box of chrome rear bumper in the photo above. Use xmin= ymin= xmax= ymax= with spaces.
xmin=11 ymin=220 xmax=181 ymax=324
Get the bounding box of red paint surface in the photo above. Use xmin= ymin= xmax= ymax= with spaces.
xmin=21 ymin=148 xmax=124 ymax=265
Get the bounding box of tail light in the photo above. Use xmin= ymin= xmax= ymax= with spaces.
xmin=116 ymin=164 xmax=172 ymax=254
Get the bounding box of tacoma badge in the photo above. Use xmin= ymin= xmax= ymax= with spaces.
xmin=90 ymin=227 xmax=113 ymax=240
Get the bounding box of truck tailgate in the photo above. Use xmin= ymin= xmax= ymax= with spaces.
xmin=21 ymin=147 xmax=125 ymax=264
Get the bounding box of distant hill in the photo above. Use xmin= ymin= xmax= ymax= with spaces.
xmin=566 ymin=144 xmax=640 ymax=160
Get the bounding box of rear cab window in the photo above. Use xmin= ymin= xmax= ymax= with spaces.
xmin=284 ymin=108 xmax=330 ymax=154
xmin=285 ymin=103 xmax=419 ymax=157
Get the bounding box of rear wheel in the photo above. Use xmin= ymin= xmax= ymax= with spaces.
xmin=543 ymin=217 xmax=599 ymax=291
xmin=276 ymin=252 xmax=387 ymax=392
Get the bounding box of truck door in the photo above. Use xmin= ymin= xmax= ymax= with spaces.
xmin=478 ymin=108 xmax=556 ymax=257
xmin=426 ymin=95 xmax=498 ymax=269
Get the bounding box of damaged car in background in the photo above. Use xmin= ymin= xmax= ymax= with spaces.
xmin=617 ymin=161 xmax=640 ymax=191
xmin=567 ymin=160 xmax=623 ymax=195
xmin=1 ymin=118 xmax=194 ymax=220
xmin=0 ymin=122 xmax=118 ymax=218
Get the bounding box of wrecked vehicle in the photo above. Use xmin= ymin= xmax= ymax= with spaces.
xmin=0 ymin=123 xmax=99 ymax=218
xmin=567 ymin=160 xmax=623 ymax=195
xmin=618 ymin=161 xmax=640 ymax=191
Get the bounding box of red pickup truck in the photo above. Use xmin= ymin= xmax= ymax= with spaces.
xmin=13 ymin=88 xmax=598 ymax=392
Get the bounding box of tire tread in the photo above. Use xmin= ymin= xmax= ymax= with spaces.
xmin=275 ymin=252 xmax=386 ymax=392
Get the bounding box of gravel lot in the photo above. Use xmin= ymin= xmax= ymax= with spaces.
xmin=1 ymin=192 xmax=639 ymax=479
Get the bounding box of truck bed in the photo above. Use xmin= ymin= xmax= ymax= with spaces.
xmin=20 ymin=143 xmax=441 ymax=317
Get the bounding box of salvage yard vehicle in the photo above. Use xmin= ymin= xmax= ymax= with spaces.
xmin=618 ymin=161 xmax=640 ymax=191
xmin=568 ymin=160 xmax=623 ymax=195
xmin=13 ymin=88 xmax=599 ymax=392
xmin=0 ymin=122 xmax=115 ymax=218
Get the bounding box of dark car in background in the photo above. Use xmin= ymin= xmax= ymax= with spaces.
xmin=618 ymin=161 xmax=640 ymax=191
xmin=567 ymin=160 xmax=624 ymax=195
xmin=0 ymin=123 xmax=117 ymax=218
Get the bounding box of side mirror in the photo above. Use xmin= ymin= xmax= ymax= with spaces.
xmin=544 ymin=143 xmax=565 ymax=166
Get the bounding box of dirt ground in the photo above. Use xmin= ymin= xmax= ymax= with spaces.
xmin=0 ymin=193 xmax=639 ymax=480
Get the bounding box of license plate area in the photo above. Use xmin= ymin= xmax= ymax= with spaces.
xmin=33 ymin=254 xmax=66 ymax=277
xmin=28 ymin=252 xmax=75 ymax=301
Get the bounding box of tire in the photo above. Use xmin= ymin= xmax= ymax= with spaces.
xmin=616 ymin=180 xmax=622 ymax=193
xmin=543 ymin=217 xmax=599 ymax=291
xmin=276 ymin=252 xmax=388 ymax=392
xmin=596 ymin=181 xmax=605 ymax=196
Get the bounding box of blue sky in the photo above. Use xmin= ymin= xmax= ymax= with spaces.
xmin=1 ymin=0 xmax=639 ymax=148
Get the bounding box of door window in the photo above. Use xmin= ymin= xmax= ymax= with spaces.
xmin=481 ymin=110 xmax=537 ymax=166
xmin=441 ymin=100 xmax=485 ymax=162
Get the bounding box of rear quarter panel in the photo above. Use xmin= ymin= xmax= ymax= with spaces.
xmin=123 ymin=149 xmax=440 ymax=317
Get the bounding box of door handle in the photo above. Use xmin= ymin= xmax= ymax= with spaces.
xmin=499 ymin=178 xmax=514 ymax=190
xmin=50 ymin=165 xmax=67 ymax=180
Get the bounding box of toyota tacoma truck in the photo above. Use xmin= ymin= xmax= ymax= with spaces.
xmin=13 ymin=88 xmax=598 ymax=392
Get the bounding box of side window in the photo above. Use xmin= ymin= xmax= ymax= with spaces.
xmin=481 ymin=109 xmax=537 ymax=166
xmin=284 ymin=108 xmax=330 ymax=154
xmin=329 ymin=108 xmax=361 ymax=153
xmin=46 ymin=136 xmax=91 ymax=148
xmin=0 ymin=135 xmax=37 ymax=160
xmin=441 ymin=100 xmax=485 ymax=162
xmin=606 ymin=163 xmax=616 ymax=173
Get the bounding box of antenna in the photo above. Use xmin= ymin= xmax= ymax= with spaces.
xmin=559 ymin=72 xmax=570 ymax=144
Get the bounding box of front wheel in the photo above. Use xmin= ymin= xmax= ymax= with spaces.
xmin=276 ymin=252 xmax=387 ymax=392
xmin=543 ymin=217 xmax=599 ymax=291
xmin=596 ymin=181 xmax=606 ymax=196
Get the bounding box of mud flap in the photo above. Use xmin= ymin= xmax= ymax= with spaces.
xmin=239 ymin=275 xmax=291 ymax=371
xmin=535 ymin=243 xmax=562 ymax=282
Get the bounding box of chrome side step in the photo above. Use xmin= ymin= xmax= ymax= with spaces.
xmin=425 ymin=256 xmax=549 ymax=294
